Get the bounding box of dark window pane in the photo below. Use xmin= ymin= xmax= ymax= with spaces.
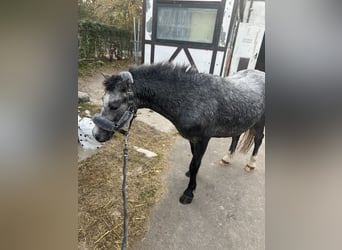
xmin=237 ymin=57 xmax=250 ymax=71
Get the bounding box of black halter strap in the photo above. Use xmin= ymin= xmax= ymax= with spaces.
xmin=123 ymin=73 xmax=137 ymax=134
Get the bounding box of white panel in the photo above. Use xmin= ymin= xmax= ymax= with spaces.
xmin=188 ymin=48 xmax=213 ymax=73
xmin=145 ymin=0 xmax=153 ymax=40
xmin=229 ymin=23 xmax=265 ymax=75
xmin=245 ymin=1 xmax=265 ymax=26
xmin=213 ymin=51 xmax=224 ymax=76
xmin=154 ymin=45 xmax=178 ymax=63
xmin=144 ymin=44 xmax=151 ymax=64
xmin=172 ymin=49 xmax=191 ymax=66
xmin=247 ymin=26 xmax=264 ymax=69
xmin=219 ymin=0 xmax=235 ymax=47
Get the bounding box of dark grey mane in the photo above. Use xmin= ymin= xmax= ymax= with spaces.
xmin=129 ymin=62 xmax=199 ymax=83
xmin=103 ymin=63 xmax=198 ymax=92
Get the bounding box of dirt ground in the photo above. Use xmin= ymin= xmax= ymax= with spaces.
xmin=78 ymin=120 xmax=175 ymax=250
xmin=78 ymin=65 xmax=121 ymax=106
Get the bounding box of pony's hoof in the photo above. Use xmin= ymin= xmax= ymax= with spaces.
xmin=244 ymin=165 xmax=255 ymax=172
xmin=219 ymin=159 xmax=230 ymax=165
xmin=185 ymin=171 xmax=190 ymax=177
xmin=179 ymin=194 xmax=193 ymax=204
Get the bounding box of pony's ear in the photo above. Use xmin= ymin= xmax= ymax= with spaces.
xmin=119 ymin=71 xmax=134 ymax=84
xmin=101 ymin=72 xmax=111 ymax=80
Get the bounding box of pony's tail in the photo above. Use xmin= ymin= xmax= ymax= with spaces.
xmin=238 ymin=129 xmax=255 ymax=154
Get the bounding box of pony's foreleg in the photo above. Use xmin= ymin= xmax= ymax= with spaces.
xmin=180 ymin=138 xmax=210 ymax=205
xmin=185 ymin=141 xmax=194 ymax=177
xmin=244 ymin=132 xmax=264 ymax=172
xmin=220 ymin=135 xmax=241 ymax=165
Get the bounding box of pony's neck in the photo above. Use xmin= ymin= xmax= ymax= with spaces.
xmin=132 ymin=79 xmax=178 ymax=123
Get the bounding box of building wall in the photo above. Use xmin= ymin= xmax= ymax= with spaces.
xmin=142 ymin=0 xmax=236 ymax=76
xmin=228 ymin=0 xmax=265 ymax=75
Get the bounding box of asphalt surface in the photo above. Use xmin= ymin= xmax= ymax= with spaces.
xmin=132 ymin=135 xmax=265 ymax=250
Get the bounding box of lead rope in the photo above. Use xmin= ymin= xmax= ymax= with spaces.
xmin=121 ymin=113 xmax=136 ymax=250
xmin=121 ymin=135 xmax=128 ymax=250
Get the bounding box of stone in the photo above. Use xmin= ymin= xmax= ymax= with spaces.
xmin=84 ymin=110 xmax=91 ymax=117
xmin=133 ymin=146 xmax=158 ymax=158
xmin=78 ymin=91 xmax=90 ymax=102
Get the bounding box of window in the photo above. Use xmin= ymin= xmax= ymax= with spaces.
xmin=237 ymin=57 xmax=250 ymax=71
xmin=156 ymin=5 xmax=218 ymax=44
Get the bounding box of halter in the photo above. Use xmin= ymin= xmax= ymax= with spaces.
xmin=92 ymin=71 xmax=137 ymax=136
xmin=121 ymin=71 xmax=137 ymax=114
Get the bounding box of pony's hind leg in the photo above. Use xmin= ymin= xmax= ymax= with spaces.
xmin=245 ymin=119 xmax=265 ymax=172
xmin=220 ymin=135 xmax=241 ymax=165
xmin=180 ymin=137 xmax=210 ymax=204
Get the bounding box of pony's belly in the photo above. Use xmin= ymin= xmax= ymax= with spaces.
xmin=209 ymin=123 xmax=254 ymax=138
xmin=211 ymin=128 xmax=247 ymax=138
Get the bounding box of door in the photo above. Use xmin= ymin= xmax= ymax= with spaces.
xmin=228 ymin=22 xmax=264 ymax=75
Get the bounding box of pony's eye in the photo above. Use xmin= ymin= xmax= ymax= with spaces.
xmin=108 ymin=102 xmax=120 ymax=110
xmin=108 ymin=105 xmax=118 ymax=110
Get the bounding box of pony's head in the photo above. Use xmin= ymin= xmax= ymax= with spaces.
xmin=92 ymin=71 xmax=134 ymax=142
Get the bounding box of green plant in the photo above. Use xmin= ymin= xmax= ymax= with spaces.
xmin=78 ymin=20 xmax=132 ymax=60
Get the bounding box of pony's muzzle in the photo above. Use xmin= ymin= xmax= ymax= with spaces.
xmin=92 ymin=113 xmax=116 ymax=132
xmin=92 ymin=113 xmax=116 ymax=142
xmin=92 ymin=125 xmax=114 ymax=142
xmin=92 ymin=111 xmax=135 ymax=141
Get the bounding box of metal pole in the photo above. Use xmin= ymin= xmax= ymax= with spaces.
xmin=133 ymin=17 xmax=137 ymax=64
xmin=247 ymin=0 xmax=254 ymax=23
xmin=137 ymin=19 xmax=140 ymax=63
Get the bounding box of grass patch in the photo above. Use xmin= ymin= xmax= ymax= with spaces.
xmin=78 ymin=58 xmax=134 ymax=78
xmin=78 ymin=101 xmax=101 ymax=118
xmin=78 ymin=60 xmax=106 ymax=78
xmin=78 ymin=120 xmax=175 ymax=250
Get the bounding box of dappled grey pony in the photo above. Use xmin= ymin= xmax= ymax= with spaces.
xmin=92 ymin=63 xmax=265 ymax=204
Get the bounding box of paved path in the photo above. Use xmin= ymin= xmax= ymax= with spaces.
xmin=133 ymin=136 xmax=265 ymax=250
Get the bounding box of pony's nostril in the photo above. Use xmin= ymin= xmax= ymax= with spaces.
xmin=92 ymin=126 xmax=113 ymax=143
xmin=93 ymin=133 xmax=100 ymax=142
xmin=92 ymin=128 xmax=101 ymax=142
xmin=94 ymin=134 xmax=105 ymax=142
